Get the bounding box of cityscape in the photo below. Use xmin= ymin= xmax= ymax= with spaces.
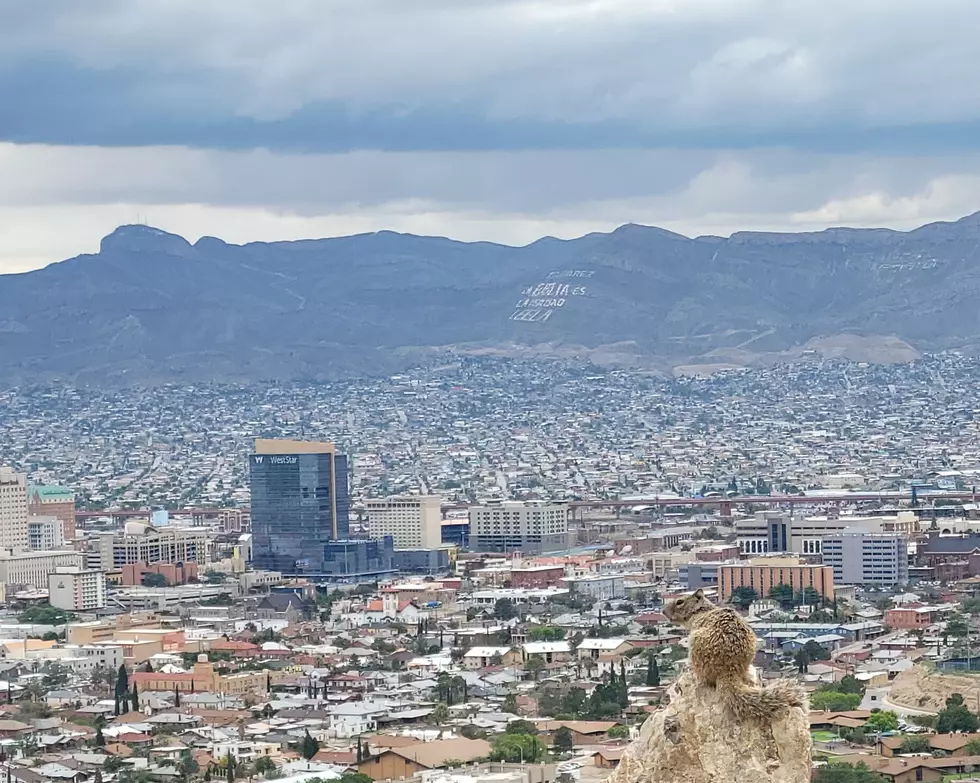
xmin=0 ymin=355 xmax=978 ymax=781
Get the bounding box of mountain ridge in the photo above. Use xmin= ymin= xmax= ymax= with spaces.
xmin=3 ymin=212 xmax=980 ymax=385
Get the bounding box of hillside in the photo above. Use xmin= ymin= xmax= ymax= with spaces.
xmin=3 ymin=213 xmax=980 ymax=384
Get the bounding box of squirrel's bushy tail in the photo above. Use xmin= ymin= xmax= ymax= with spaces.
xmin=720 ymin=677 xmax=807 ymax=721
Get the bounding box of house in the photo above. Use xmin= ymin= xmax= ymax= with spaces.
xmin=357 ymin=737 xmax=492 ymax=780
xmin=253 ymin=594 xmax=313 ymax=623
xmin=521 ymin=641 xmax=572 ymax=664
xmin=592 ymin=748 xmax=625 ymax=768
xmin=536 ymin=720 xmax=618 ymax=745
xmin=880 ymin=732 xmax=980 ymax=758
xmin=462 ymin=647 xmax=520 ymax=669
xmin=576 ymin=639 xmax=633 ymax=660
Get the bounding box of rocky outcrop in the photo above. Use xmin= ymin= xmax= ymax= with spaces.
xmin=607 ymin=672 xmax=811 ymax=783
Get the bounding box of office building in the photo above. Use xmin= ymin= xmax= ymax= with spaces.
xmin=0 ymin=549 xmax=85 ymax=589
xmin=48 ymin=567 xmax=107 ymax=611
xmin=441 ymin=519 xmax=470 ymax=549
xmin=28 ymin=485 xmax=76 ymax=540
xmin=249 ymin=439 xmax=350 ymax=574
xmin=321 ymin=537 xmax=396 ymax=582
xmin=97 ymin=522 xmax=209 ymax=569
xmin=470 ymin=500 xmax=569 ymax=554
xmin=821 ymin=530 xmax=909 ymax=586
xmin=366 ymin=495 xmax=442 ymax=549
xmin=0 ymin=467 xmax=29 ymax=552
xmin=28 ymin=516 xmax=64 ymax=551
xmin=563 ymin=574 xmax=625 ymax=600
xmin=718 ymin=557 xmax=835 ymax=602
xmin=392 ymin=546 xmax=453 ymax=575
xmin=735 ymin=510 xmax=918 ymax=556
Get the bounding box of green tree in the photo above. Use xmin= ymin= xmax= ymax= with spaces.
xmin=552 ymin=726 xmax=574 ymax=756
xmin=768 ymin=584 xmax=795 ymax=610
xmin=254 ymin=756 xmax=278 ymax=776
xmin=835 ymin=675 xmax=865 ymax=696
xmin=966 ymin=738 xmax=980 ymax=756
xmin=809 ymin=691 xmax=862 ymax=712
xmin=94 ymin=725 xmax=106 ymax=747
xmin=300 ymin=730 xmax=320 ymax=760
xmin=177 ymin=750 xmax=200 ymax=778
xmin=524 ymin=655 xmax=545 ymax=681
xmin=490 ymin=733 xmax=546 ymax=763
xmin=431 ymin=703 xmax=451 ymax=725
xmin=898 ymin=735 xmax=931 ymax=753
xmin=607 ymin=725 xmax=629 ymax=739
xmin=494 ymin=598 xmax=517 ymax=621
xmin=812 ymin=762 xmax=888 ymax=782
xmin=645 ymin=656 xmax=660 ymax=687
xmin=528 ymin=626 xmax=565 ymax=642
xmin=947 ymin=614 xmax=969 ymax=641
xmin=937 ymin=693 xmax=980 ymax=733
xmin=141 ymin=572 xmax=169 ymax=588
xmin=505 ymin=720 xmax=538 ymax=736
xmin=18 ymin=603 xmax=74 ymax=625
xmin=730 ymin=587 xmax=758 ymax=610
xmin=864 ymin=711 xmax=898 ymax=732
xmin=502 ymin=693 xmax=518 ymax=714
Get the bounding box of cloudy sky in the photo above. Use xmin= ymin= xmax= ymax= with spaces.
xmin=3 ymin=0 xmax=980 ymax=273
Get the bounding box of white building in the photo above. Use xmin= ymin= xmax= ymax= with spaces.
xmin=821 ymin=530 xmax=910 ymax=586
xmin=0 ymin=468 xmax=29 ymax=552
xmin=735 ymin=510 xmax=918 ymax=556
xmin=563 ymin=575 xmax=625 ymax=601
xmin=365 ymin=495 xmax=442 ymax=549
xmin=28 ymin=516 xmax=65 ymax=551
xmin=470 ymin=500 xmax=569 ymax=554
xmin=0 ymin=550 xmax=85 ymax=589
xmin=48 ymin=567 xmax=107 ymax=611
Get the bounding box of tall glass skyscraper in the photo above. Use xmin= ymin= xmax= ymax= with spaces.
xmin=249 ymin=439 xmax=350 ymax=574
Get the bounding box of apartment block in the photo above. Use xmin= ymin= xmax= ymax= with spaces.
xmin=366 ymin=495 xmax=442 ymax=549
xmin=0 ymin=549 xmax=85 ymax=589
xmin=0 ymin=467 xmax=29 ymax=552
xmin=821 ymin=530 xmax=909 ymax=586
xmin=48 ymin=566 xmax=107 ymax=611
xmin=717 ymin=557 xmax=835 ymax=602
xmin=470 ymin=500 xmax=569 ymax=555
xmin=28 ymin=516 xmax=64 ymax=551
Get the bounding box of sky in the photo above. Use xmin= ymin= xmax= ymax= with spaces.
xmin=4 ymin=0 xmax=980 ymax=273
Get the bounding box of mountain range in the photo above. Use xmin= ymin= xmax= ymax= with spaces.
xmin=4 ymin=212 xmax=980 ymax=384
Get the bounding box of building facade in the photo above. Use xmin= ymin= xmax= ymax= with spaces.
xmin=821 ymin=530 xmax=909 ymax=586
xmin=0 ymin=549 xmax=85 ymax=588
xmin=717 ymin=558 xmax=835 ymax=602
xmin=0 ymin=468 xmax=29 ymax=552
xmin=470 ymin=501 xmax=569 ymax=554
xmin=736 ymin=510 xmax=918 ymax=557
xmin=320 ymin=537 xmax=395 ymax=581
xmin=563 ymin=574 xmax=625 ymax=600
xmin=48 ymin=567 xmax=107 ymax=611
xmin=365 ymin=495 xmax=442 ymax=549
xmin=97 ymin=522 xmax=209 ymax=569
xmin=28 ymin=486 xmax=76 ymax=540
xmin=250 ymin=439 xmax=350 ymax=574
xmin=28 ymin=516 xmax=64 ymax=551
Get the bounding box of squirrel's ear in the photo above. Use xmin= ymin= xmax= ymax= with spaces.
xmin=693 ymin=589 xmax=704 ymax=598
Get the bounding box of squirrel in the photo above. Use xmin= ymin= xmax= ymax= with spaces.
xmin=664 ymin=588 xmax=806 ymax=721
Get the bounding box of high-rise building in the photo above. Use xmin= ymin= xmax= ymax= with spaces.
xmin=718 ymin=557 xmax=835 ymax=602
xmin=249 ymin=438 xmax=350 ymax=574
xmin=28 ymin=516 xmax=65 ymax=551
xmin=735 ymin=510 xmax=918 ymax=556
xmin=0 ymin=549 xmax=85 ymax=589
xmin=28 ymin=485 xmax=76 ymax=540
xmin=470 ymin=500 xmax=569 ymax=554
xmin=0 ymin=468 xmax=29 ymax=552
xmin=821 ymin=530 xmax=909 ymax=586
xmin=366 ymin=495 xmax=442 ymax=549
xmin=97 ymin=522 xmax=210 ymax=569
xmin=48 ymin=567 xmax=107 ymax=611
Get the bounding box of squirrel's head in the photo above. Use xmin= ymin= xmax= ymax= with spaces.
xmin=664 ymin=588 xmax=710 ymax=623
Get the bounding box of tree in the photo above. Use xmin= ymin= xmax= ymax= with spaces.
xmin=141 ymin=572 xmax=169 ymax=588
xmin=864 ymin=711 xmax=898 ymax=732
xmin=502 ymin=693 xmax=518 ymax=714
xmin=947 ymin=614 xmax=969 ymax=641
xmin=768 ymin=584 xmax=795 ymax=610
xmin=431 ymin=703 xmax=451 ymax=725
xmin=802 ymin=640 xmax=830 ymax=663
xmin=809 ymin=691 xmax=862 ymax=712
xmin=937 ymin=693 xmax=980 ymax=733
xmin=607 ymin=725 xmax=629 ymax=739
xmin=835 ymin=675 xmax=866 ymax=696
xmin=505 ymin=720 xmax=538 ymax=736
xmin=524 ymin=655 xmax=545 ymax=681
xmin=300 ymin=730 xmax=320 ymax=760
xmin=528 ymin=626 xmax=565 ymax=642
xmin=645 ymin=656 xmax=660 ymax=687
xmin=812 ymin=762 xmax=888 ymax=782
xmin=552 ymin=726 xmax=574 ymax=756
xmin=17 ymin=603 xmax=74 ymax=625
xmin=494 ymin=598 xmax=517 ymax=621
xmin=254 ymin=756 xmax=277 ymax=776
xmin=94 ymin=725 xmax=106 ymax=747
xmin=730 ymin=587 xmax=758 ymax=610
xmin=104 ymin=757 xmax=125 ymax=773
xmin=966 ymin=738 xmax=980 ymax=756
xmin=177 ymin=750 xmax=200 ymax=778
xmin=115 ymin=664 xmax=130 ymax=701
xmin=490 ymin=733 xmax=547 ymax=763
xmin=800 ymin=587 xmax=823 ymax=607
xmin=898 ymin=735 xmax=931 ymax=753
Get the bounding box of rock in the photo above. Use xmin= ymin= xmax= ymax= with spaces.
xmin=606 ymin=672 xmax=811 ymax=783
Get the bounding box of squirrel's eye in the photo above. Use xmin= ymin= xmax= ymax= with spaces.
xmin=676 ymin=600 xmax=684 ymax=605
